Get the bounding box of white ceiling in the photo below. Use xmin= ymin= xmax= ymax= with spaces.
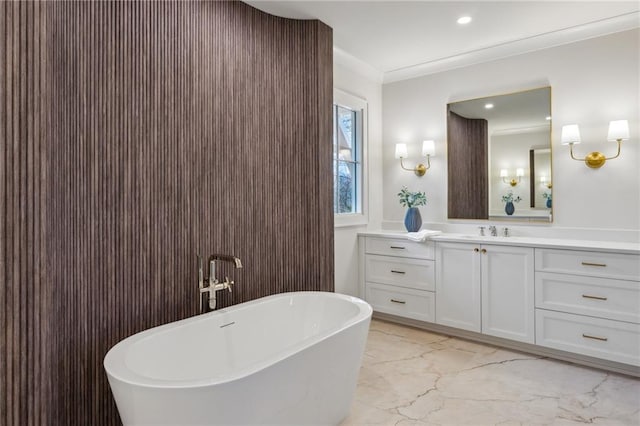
xmin=244 ymin=1 xmax=640 ymax=83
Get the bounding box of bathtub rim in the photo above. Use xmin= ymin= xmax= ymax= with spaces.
xmin=103 ymin=291 xmax=372 ymax=389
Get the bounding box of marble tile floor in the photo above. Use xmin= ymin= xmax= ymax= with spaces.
xmin=341 ymin=319 xmax=640 ymax=426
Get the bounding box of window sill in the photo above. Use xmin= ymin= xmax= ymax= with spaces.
xmin=335 ymin=213 xmax=368 ymax=228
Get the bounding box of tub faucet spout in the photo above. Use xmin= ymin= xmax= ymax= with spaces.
xmin=198 ymin=253 xmax=242 ymax=312
xmin=209 ymin=254 xmax=243 ymax=269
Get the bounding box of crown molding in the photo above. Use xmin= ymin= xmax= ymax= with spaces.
xmin=383 ymin=11 xmax=640 ymax=84
xmin=333 ymin=46 xmax=384 ymax=84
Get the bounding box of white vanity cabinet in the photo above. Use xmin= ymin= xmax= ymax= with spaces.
xmin=535 ymin=248 xmax=640 ymax=366
xmin=435 ymin=242 xmax=535 ymax=343
xmin=434 ymin=242 xmax=481 ymax=332
xmin=359 ymin=232 xmax=640 ymax=374
xmin=361 ymin=236 xmax=436 ymax=322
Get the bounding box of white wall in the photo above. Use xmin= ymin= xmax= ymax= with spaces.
xmin=489 ymin=131 xmax=548 ymax=217
xmin=382 ymin=29 xmax=640 ymax=242
xmin=334 ymin=62 xmax=383 ymax=296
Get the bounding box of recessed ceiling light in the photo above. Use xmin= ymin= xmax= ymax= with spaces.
xmin=484 ymin=103 xmax=494 ymax=109
xmin=457 ymin=16 xmax=472 ymax=25
xmin=546 ymin=116 xmax=552 ymax=120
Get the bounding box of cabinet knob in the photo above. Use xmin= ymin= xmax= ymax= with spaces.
xmin=481 ymin=248 xmax=487 ymax=254
xmin=474 ymin=248 xmax=479 ymax=252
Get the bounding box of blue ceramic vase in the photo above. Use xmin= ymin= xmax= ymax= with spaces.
xmin=546 ymin=199 xmax=552 ymax=208
xmin=505 ymin=201 xmax=515 ymax=216
xmin=404 ymin=207 xmax=422 ymax=232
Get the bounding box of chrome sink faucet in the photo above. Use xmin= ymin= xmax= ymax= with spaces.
xmin=488 ymin=225 xmax=497 ymax=237
xmin=197 ymin=254 xmax=243 ymax=312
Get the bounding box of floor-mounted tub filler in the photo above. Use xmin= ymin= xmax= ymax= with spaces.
xmin=104 ymin=291 xmax=372 ymax=425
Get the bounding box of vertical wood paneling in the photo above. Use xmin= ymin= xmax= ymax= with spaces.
xmin=1 ymin=1 xmax=333 ymax=424
xmin=1 ymin=1 xmax=48 ymax=424
xmin=447 ymin=109 xmax=489 ymax=219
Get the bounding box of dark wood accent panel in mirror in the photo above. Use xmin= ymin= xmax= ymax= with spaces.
xmin=447 ymin=110 xmax=489 ymax=219
xmin=447 ymin=87 xmax=552 ymax=222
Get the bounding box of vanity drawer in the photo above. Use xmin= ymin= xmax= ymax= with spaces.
xmin=536 ymin=309 xmax=640 ymax=366
xmin=365 ymin=282 xmax=435 ymax=322
xmin=365 ymin=237 xmax=434 ymax=260
xmin=535 ymin=249 xmax=640 ymax=281
xmin=535 ymin=272 xmax=640 ymax=323
xmin=365 ymin=255 xmax=435 ymax=291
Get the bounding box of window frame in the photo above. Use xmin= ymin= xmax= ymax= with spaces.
xmin=333 ymin=89 xmax=368 ymax=228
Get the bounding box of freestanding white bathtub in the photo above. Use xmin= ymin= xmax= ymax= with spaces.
xmin=104 ymin=291 xmax=372 ymax=425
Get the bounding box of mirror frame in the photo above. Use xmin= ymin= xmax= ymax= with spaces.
xmin=446 ymin=86 xmax=553 ymax=223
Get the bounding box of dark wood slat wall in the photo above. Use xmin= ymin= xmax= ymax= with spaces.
xmin=1 ymin=1 xmax=334 ymax=424
xmin=447 ymin=110 xmax=489 ymax=219
xmin=1 ymin=2 xmax=49 ymax=425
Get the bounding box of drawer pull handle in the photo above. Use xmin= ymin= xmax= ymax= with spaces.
xmin=581 ymin=262 xmax=607 ymax=267
xmin=582 ymin=333 xmax=608 ymax=342
xmin=390 ymin=246 xmax=406 ymax=250
xmin=582 ymin=294 xmax=608 ymax=301
xmin=390 ymin=270 xmax=406 ymax=274
xmin=390 ymin=299 xmax=406 ymax=304
xmin=481 ymin=248 xmax=487 ymax=254
xmin=474 ymin=248 xmax=479 ymax=252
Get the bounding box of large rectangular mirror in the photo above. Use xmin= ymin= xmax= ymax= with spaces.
xmin=447 ymin=87 xmax=552 ymax=222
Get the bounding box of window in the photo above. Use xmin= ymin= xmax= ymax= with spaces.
xmin=333 ymin=89 xmax=367 ymax=227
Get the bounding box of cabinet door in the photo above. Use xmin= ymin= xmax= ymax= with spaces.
xmin=481 ymin=245 xmax=535 ymax=343
xmin=435 ymin=242 xmax=481 ymax=332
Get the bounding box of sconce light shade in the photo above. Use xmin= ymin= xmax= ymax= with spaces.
xmin=516 ymin=168 xmax=524 ymax=177
xmin=607 ymin=120 xmax=629 ymax=141
xmin=395 ymin=143 xmax=408 ymax=159
xmin=422 ymin=140 xmax=435 ymax=157
xmin=561 ymin=124 xmax=581 ymax=145
xmin=500 ymin=169 xmax=508 ymax=178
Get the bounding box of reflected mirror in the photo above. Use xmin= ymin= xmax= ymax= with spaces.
xmin=447 ymin=87 xmax=552 ymax=222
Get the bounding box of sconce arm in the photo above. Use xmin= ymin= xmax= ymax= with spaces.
xmin=568 ymin=143 xmax=582 ymax=162
xmin=399 ymin=157 xmax=428 ymax=177
xmin=604 ymin=140 xmax=622 ymax=160
xmin=399 ymin=157 xmax=415 ymax=172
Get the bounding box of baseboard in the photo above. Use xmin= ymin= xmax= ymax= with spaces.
xmin=373 ymin=312 xmax=640 ymax=378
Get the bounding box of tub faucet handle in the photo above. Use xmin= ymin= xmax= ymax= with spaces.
xmin=197 ymin=254 xmax=204 ymax=288
xmin=225 ymin=277 xmax=233 ymax=293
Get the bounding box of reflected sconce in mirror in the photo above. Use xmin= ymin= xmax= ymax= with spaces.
xmin=395 ymin=140 xmax=435 ymax=177
xmin=500 ymin=168 xmax=524 ymax=186
xmin=540 ymin=175 xmax=552 ymax=189
xmin=561 ymin=120 xmax=630 ymax=169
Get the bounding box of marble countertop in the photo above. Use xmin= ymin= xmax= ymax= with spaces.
xmin=358 ymin=230 xmax=640 ymax=255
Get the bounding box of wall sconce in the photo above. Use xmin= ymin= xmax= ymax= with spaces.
xmin=500 ymin=168 xmax=524 ymax=186
xmin=540 ymin=175 xmax=552 ymax=189
xmin=395 ymin=140 xmax=435 ymax=177
xmin=561 ymin=120 xmax=630 ymax=169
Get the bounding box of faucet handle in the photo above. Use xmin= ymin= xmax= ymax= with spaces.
xmin=225 ymin=277 xmax=234 ymax=292
xmin=197 ymin=254 xmax=204 ymax=288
